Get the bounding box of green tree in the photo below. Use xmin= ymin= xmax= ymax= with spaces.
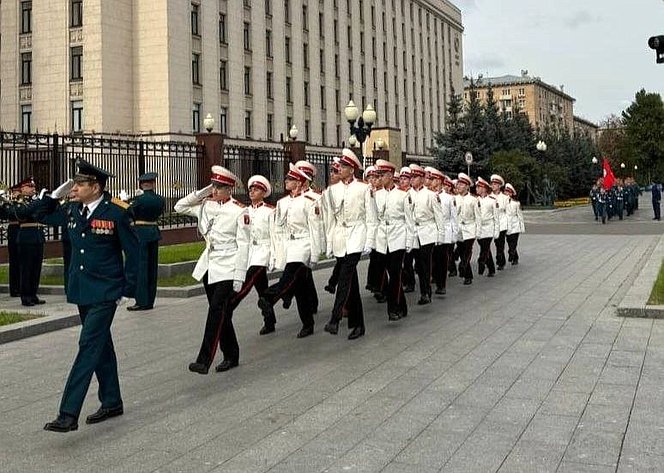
xmin=622 ymin=89 xmax=664 ymax=182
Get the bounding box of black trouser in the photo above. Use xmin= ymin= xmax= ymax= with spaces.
xmin=477 ymin=237 xmax=496 ymax=275
xmin=384 ymin=249 xmax=407 ymax=317
xmin=19 ymin=242 xmax=43 ymax=304
xmin=135 ymin=240 xmax=159 ymax=307
xmin=494 ymin=230 xmax=507 ymax=268
xmin=8 ymin=225 xmax=19 ymax=296
xmin=198 ymin=276 xmax=238 ymax=367
xmin=433 ymin=244 xmax=452 ymax=289
xmin=231 ymin=265 xmax=268 ymax=317
xmin=366 ymin=250 xmax=382 ymax=291
xmin=458 ymin=239 xmax=475 ymax=280
xmin=413 ymin=243 xmax=434 ymax=297
xmin=507 ymin=233 xmax=520 ymax=263
xmin=449 ymin=242 xmax=461 ymax=275
xmin=263 ymin=262 xmax=314 ymax=329
xmin=304 ymin=267 xmax=318 ymax=314
xmin=371 ymin=251 xmax=388 ymax=295
xmin=330 ymin=253 xmax=364 ymax=329
xmin=402 ymin=251 xmax=416 ymax=288
xmin=653 ymin=200 xmax=661 ymax=220
xmin=327 ymin=259 xmax=341 ymax=289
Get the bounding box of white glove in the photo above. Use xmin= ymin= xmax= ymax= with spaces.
xmin=232 ymin=280 xmax=243 ymax=292
xmin=51 ymin=179 xmax=75 ymax=199
xmin=116 ymin=296 xmax=130 ymax=307
xmin=135 ymin=188 xmax=144 ymax=197
xmin=195 ymin=184 xmax=213 ymax=200
xmin=405 ymin=246 xmax=412 ymax=254
xmin=38 ymin=188 xmax=47 ymax=199
xmin=119 ymin=189 xmax=129 ymax=202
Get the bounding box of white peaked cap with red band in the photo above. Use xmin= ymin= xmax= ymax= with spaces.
xmin=424 ymin=166 xmax=437 ymax=177
xmin=286 ymin=163 xmax=311 ymax=182
xmin=490 ymin=174 xmax=505 ymax=186
xmin=428 ymin=168 xmax=445 ymax=181
xmin=476 ymin=176 xmax=490 ymax=189
xmin=409 ymin=163 xmax=425 ymax=177
xmin=399 ymin=166 xmax=412 ymax=178
xmin=248 ymin=174 xmax=272 ymax=198
xmin=339 ymin=148 xmax=362 ymax=169
xmin=295 ymin=160 xmax=317 ymax=178
xmin=443 ymin=175 xmax=454 ymax=187
xmin=331 ymin=157 xmax=341 ymax=171
xmin=211 ymin=165 xmax=238 ymax=186
xmin=505 ymin=183 xmax=516 ymax=195
xmin=363 ymin=165 xmax=377 ymax=179
xmin=374 ymin=159 xmax=396 ymax=173
xmin=457 ymin=172 xmax=473 ymax=186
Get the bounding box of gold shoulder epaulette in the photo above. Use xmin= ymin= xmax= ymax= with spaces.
xmin=111 ymin=197 xmax=130 ymax=209
xmin=232 ymin=199 xmax=246 ymax=208
xmin=304 ymin=195 xmax=316 ymax=201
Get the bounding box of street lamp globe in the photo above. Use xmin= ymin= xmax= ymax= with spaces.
xmin=289 ymin=125 xmax=298 ymax=140
xmin=634 ymin=165 xmax=638 ymax=170
xmin=536 ymin=140 xmax=547 ymax=152
xmin=620 ymin=162 xmax=626 ymax=169
xmin=362 ymin=104 xmax=377 ymax=125
xmin=203 ymin=113 xmax=215 ymax=133
xmin=344 ymin=100 xmax=359 ymax=123
xmin=348 ymin=135 xmax=358 ymax=147
xmin=591 ymin=156 xmax=598 ymax=165
xmin=375 ymin=137 xmax=385 ymax=150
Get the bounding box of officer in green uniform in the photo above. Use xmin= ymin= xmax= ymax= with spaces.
xmin=6 ymin=185 xmax=21 ymax=297
xmin=127 ymin=172 xmax=165 ymax=311
xmin=39 ymin=159 xmax=138 ymax=433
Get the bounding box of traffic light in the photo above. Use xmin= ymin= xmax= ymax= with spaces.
xmin=648 ymin=35 xmax=664 ymax=63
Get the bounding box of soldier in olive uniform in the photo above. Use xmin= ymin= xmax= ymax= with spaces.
xmin=40 ymin=159 xmax=139 ymax=433
xmin=127 ymin=172 xmax=166 ymax=311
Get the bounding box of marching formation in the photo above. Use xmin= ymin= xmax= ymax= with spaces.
xmin=173 ymin=148 xmax=526 ymax=378
xmin=589 ymin=177 xmax=641 ymax=223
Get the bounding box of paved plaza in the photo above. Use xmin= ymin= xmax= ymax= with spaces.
xmin=1 ymin=204 xmax=663 ymax=472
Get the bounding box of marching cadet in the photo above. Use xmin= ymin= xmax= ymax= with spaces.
xmin=39 ymin=159 xmax=139 ymax=433
xmin=505 ymin=183 xmax=525 ymax=265
xmin=476 ymin=177 xmax=499 ymax=277
xmin=408 ymin=164 xmax=444 ymax=305
xmin=363 ymin=165 xmax=384 ymax=295
xmin=259 ymin=164 xmax=323 ymax=338
xmin=10 ymin=177 xmax=47 ymax=306
xmin=322 ymin=158 xmax=342 ymax=294
xmin=4 ymin=184 xmax=21 ymax=297
xmin=174 ymin=166 xmax=250 ymax=375
xmin=230 ymin=175 xmax=276 ymax=335
xmin=323 ymin=148 xmax=378 ymax=340
xmin=127 ymin=172 xmax=165 ymax=311
xmin=490 ymin=174 xmax=509 ymax=270
xmin=456 ymin=173 xmax=481 ymax=285
xmin=373 ymin=159 xmax=412 ymax=320
xmin=398 ymin=167 xmax=416 ymax=293
xmin=431 ymin=171 xmax=456 ymax=295
xmin=449 ymin=179 xmax=462 ymax=278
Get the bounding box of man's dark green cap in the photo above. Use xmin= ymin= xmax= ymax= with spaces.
xmin=138 ymin=172 xmax=158 ymax=182
xmin=74 ymin=158 xmax=114 ymax=186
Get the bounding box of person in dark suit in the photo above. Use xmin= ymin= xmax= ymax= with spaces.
xmin=127 ymin=172 xmax=165 ymax=311
xmin=651 ymin=181 xmax=661 ymax=221
xmin=36 ymin=159 xmax=139 ymax=433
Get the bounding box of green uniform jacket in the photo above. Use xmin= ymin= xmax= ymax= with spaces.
xmin=129 ymin=190 xmax=166 ymax=242
xmin=9 ymin=197 xmax=46 ymax=245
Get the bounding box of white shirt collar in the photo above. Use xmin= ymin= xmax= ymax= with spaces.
xmin=82 ymin=194 xmax=104 ymax=218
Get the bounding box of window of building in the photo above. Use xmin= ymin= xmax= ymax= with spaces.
xmin=321 ymin=122 xmax=326 ymax=145
xmin=244 ymin=67 xmax=252 ymax=95
xmin=285 ymin=36 xmax=291 ymax=63
xmin=21 ymin=52 xmax=32 ymax=85
xmin=21 ymin=105 xmax=32 ymax=134
xmin=192 ymin=53 xmax=201 ymax=85
xmin=371 ymin=6 xmax=375 ymax=28
xmin=191 ymin=3 xmax=200 ymax=36
xmin=219 ymin=14 xmax=227 ymax=43
xmin=266 ymin=29 xmax=272 ymax=57
xmin=245 ymin=111 xmax=252 ymax=137
xmin=334 ymin=54 xmax=339 ymax=77
xmin=348 ymin=59 xmax=353 ymax=79
xmin=320 ymin=49 xmax=325 ymax=73
xmin=360 ymin=32 xmax=364 ymax=53
xmin=267 ymin=113 xmax=273 ymax=140
xmin=305 ymin=120 xmax=310 ymax=142
xmin=304 ymin=81 xmax=310 ymax=106
xmin=21 ymin=1 xmax=32 ymax=34
xmin=303 ymin=42 xmax=309 ymax=68
xmin=70 ymin=47 xmax=82 ymax=81
xmin=265 ymin=0 xmax=271 ymax=15
xmin=320 ymin=85 xmax=326 ymax=109
xmin=302 ymin=4 xmax=308 ymax=30
xmin=334 ymin=20 xmax=338 ymax=44
xmin=71 ymin=100 xmax=83 ymax=132
xmin=335 ymin=89 xmax=340 ymax=111
xmin=70 ymin=0 xmax=83 ymax=27
xmin=220 ymin=60 xmax=228 ymax=91
xmin=359 ymin=0 xmax=364 ymax=22
xmin=244 ymin=22 xmax=251 ymax=50
xmin=286 ymin=76 xmax=292 ymax=102
xmin=266 ymin=71 xmax=273 ymax=98
xmin=285 ymin=0 xmax=290 ymax=23
xmin=287 ymin=116 xmax=293 ymax=134
xmin=336 ymin=124 xmax=341 ymax=145
xmin=220 ymin=107 xmax=228 ymax=134
xmin=192 ymin=103 xmax=201 ymax=133
xmin=319 ymin=13 xmax=324 ymax=38
xmin=347 ymin=25 xmax=352 ymax=45
xmin=243 ymin=0 xmax=251 ymax=8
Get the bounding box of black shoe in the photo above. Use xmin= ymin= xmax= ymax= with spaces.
xmin=297 ymin=325 xmax=314 ymax=338
xmin=463 ymin=278 xmax=472 ymax=285
xmin=44 ymin=414 xmax=78 ymax=433
xmin=448 ymin=270 xmax=457 ymax=278
xmin=487 ymin=272 xmax=495 ymax=278
xmin=259 ymin=323 xmax=275 ymax=335
xmin=388 ymin=311 xmax=402 ymax=321
xmin=31 ymin=298 xmax=46 ymax=305
xmin=324 ymin=285 xmax=336 ymax=294
xmin=512 ymin=260 xmax=519 ymax=266
xmin=348 ymin=326 xmax=365 ymax=340
xmin=10 ymin=292 xmax=19 ymax=297
xmin=374 ymin=293 xmax=387 ymax=303
xmin=127 ymin=304 xmax=153 ymax=311
xmin=85 ymin=405 xmax=124 ymax=425
xmin=282 ymin=297 xmax=292 ymax=310
xmin=403 ymin=285 xmax=415 ymax=293
xmin=417 ymin=295 xmax=431 ymax=305
xmin=324 ymin=322 xmax=339 ymax=335
xmin=478 ymin=263 xmax=485 ymax=275
xmin=215 ymin=359 xmax=239 ymax=372
xmin=365 ymin=284 xmax=374 ymax=292
xmin=497 ymin=266 xmax=505 ymax=271
xmin=188 ymin=362 xmax=209 ymax=374
xmin=21 ymin=301 xmax=35 ymax=307
xmin=435 ymin=287 xmax=446 ymax=295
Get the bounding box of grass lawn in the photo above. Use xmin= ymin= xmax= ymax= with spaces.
xmin=43 ymin=241 xmax=205 ymax=266
xmin=648 ymin=261 xmax=664 ymax=305
xmin=0 ymin=311 xmax=41 ymax=327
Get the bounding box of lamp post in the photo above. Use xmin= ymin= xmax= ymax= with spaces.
xmin=592 ymin=156 xmax=598 ymax=181
xmin=620 ymin=162 xmax=626 ymax=178
xmin=345 ymin=100 xmax=376 ymax=169
xmin=464 ymin=151 xmax=473 ymax=176
xmin=289 ymin=125 xmax=298 ymax=140
xmin=203 ymin=113 xmax=215 ymax=133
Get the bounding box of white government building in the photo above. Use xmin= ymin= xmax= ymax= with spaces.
xmin=0 ymin=0 xmax=463 ymax=157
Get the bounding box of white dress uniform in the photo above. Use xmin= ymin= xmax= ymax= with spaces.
xmin=493 ymin=192 xmax=510 ymax=233
xmin=374 ymin=185 xmax=412 ymax=254
xmin=271 ymin=192 xmax=323 ymax=270
xmin=457 ymin=193 xmax=481 ymax=241
xmin=247 ymin=202 xmax=275 ymax=268
xmin=438 ymin=191 xmax=457 ymax=245
xmin=174 ymin=193 xmax=250 ymax=284
xmin=478 ymin=195 xmax=500 ymax=240
xmin=408 ymin=186 xmax=444 ymax=248
xmin=506 ymin=198 xmax=525 ymax=235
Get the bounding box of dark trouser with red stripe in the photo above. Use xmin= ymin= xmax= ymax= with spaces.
xmin=262 ymin=262 xmax=314 ymax=329
xmin=304 ymin=267 xmax=319 ymax=314
xmin=402 ymin=251 xmax=416 ymax=288
xmin=458 ymin=239 xmax=475 ymax=280
xmin=367 ymin=250 xmax=384 ymax=291
xmin=477 ymin=237 xmax=496 ymax=275
xmin=494 ymin=230 xmax=507 ymax=268
xmin=327 ymin=260 xmax=341 ymax=289
xmin=413 ymin=243 xmax=434 ymax=298
xmin=385 ymin=249 xmax=407 ymax=317
xmin=330 ymin=253 xmax=364 ymax=329
xmin=371 ymin=251 xmax=388 ymax=295
xmin=198 ymin=276 xmax=237 ymax=368
xmin=449 ymin=242 xmax=460 ymax=275
xmin=433 ymin=243 xmax=452 ymax=289
xmin=231 ymin=265 xmax=268 ymax=315
xmin=506 ymin=233 xmax=520 ymax=263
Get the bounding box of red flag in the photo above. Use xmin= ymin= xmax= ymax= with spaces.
xmin=602 ymin=158 xmax=616 ymax=190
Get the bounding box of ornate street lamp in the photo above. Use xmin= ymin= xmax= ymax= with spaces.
xmin=591 ymin=156 xmax=598 ymax=165
xmin=289 ymin=125 xmax=299 ymax=140
xmin=536 ymin=140 xmax=547 ymax=152
xmin=345 ymin=100 xmax=376 ymax=169
xmin=203 ymin=113 xmax=215 ymax=133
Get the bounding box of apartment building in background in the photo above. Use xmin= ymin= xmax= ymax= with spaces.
xmin=0 ymin=0 xmax=464 ymax=157
xmin=463 ymin=71 xmax=578 ymax=132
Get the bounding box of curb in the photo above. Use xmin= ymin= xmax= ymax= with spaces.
xmin=617 ymin=234 xmax=664 ymax=318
